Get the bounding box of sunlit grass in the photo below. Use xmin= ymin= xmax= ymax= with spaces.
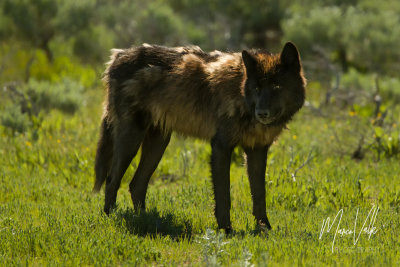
xmin=1 ymin=89 xmax=399 ymax=266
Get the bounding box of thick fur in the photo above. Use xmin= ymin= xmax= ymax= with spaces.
xmin=94 ymin=42 xmax=306 ymax=232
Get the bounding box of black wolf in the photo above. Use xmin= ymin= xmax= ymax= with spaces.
xmin=94 ymin=42 xmax=306 ymax=233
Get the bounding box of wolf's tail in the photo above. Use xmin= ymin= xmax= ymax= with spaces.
xmin=93 ymin=48 xmax=124 ymax=192
xmin=93 ymin=116 xmax=113 ymax=192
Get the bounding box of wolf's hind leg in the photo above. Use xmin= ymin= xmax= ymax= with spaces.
xmin=104 ymin=114 xmax=148 ymax=214
xmin=129 ymin=126 xmax=171 ymax=211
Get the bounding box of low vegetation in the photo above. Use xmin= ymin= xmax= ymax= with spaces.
xmin=1 ymin=85 xmax=399 ymax=265
xmin=1 ymin=0 xmax=399 ymax=265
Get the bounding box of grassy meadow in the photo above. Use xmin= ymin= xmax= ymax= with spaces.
xmin=1 ymin=85 xmax=399 ymax=266
xmin=2 ymin=1 xmax=400 ymax=265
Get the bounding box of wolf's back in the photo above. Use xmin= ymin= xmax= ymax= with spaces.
xmin=101 ymin=44 xmax=247 ymax=139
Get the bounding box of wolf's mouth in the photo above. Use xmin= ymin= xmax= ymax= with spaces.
xmin=255 ymin=114 xmax=277 ymax=125
xmin=255 ymin=111 xmax=282 ymax=125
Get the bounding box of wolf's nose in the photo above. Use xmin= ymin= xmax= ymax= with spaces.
xmin=256 ymin=109 xmax=270 ymax=119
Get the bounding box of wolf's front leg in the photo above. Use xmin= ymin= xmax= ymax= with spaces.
xmin=210 ymin=135 xmax=234 ymax=233
xmin=244 ymin=145 xmax=272 ymax=230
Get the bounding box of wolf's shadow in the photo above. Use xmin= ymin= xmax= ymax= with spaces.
xmin=114 ymin=208 xmax=193 ymax=240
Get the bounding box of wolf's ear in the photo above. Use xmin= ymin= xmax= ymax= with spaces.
xmin=281 ymin=42 xmax=301 ymax=72
xmin=242 ymin=50 xmax=257 ymax=73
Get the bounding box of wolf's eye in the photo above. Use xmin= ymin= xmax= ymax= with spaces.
xmin=273 ymin=85 xmax=281 ymax=90
xmin=255 ymin=87 xmax=260 ymax=92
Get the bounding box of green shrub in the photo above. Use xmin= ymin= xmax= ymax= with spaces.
xmin=342 ymin=69 xmax=400 ymax=98
xmin=25 ymin=79 xmax=84 ymax=115
xmin=1 ymin=79 xmax=84 ymax=133
xmin=282 ymin=5 xmax=400 ymax=75
xmin=0 ymin=103 xmax=32 ymax=133
xmin=372 ymin=126 xmax=400 ymax=159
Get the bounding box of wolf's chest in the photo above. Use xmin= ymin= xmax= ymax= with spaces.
xmin=241 ymin=123 xmax=283 ymax=147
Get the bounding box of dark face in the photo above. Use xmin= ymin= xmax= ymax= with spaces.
xmin=242 ymin=42 xmax=306 ymax=125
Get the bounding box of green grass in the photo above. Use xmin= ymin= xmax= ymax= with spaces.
xmin=1 ymin=89 xmax=399 ymax=266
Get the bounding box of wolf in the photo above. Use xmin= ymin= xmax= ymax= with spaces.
xmin=94 ymin=42 xmax=306 ymax=233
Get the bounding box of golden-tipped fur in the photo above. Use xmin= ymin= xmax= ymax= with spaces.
xmin=101 ymin=44 xmax=304 ymax=147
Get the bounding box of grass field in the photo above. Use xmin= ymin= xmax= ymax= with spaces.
xmin=1 ymin=88 xmax=399 ymax=266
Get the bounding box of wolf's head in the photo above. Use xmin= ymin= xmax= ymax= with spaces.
xmin=242 ymin=42 xmax=306 ymax=126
